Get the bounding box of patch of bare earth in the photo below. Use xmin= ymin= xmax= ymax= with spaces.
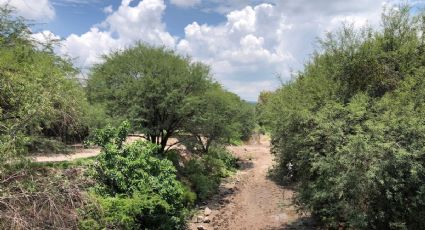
xmin=31 ymin=136 xmax=186 ymax=163
xmin=189 ymin=136 xmax=315 ymax=230
xmin=31 ymin=145 xmax=100 ymax=162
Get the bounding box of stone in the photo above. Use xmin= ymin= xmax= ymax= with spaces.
xmin=197 ymin=225 xmax=206 ymax=230
xmin=192 ymin=215 xmax=198 ymax=223
xmin=203 ymin=217 xmax=211 ymax=223
xmin=196 ymin=215 xmax=204 ymax=223
xmin=204 ymin=207 xmax=212 ymax=216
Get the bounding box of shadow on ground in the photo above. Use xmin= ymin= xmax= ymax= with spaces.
xmin=236 ymin=159 xmax=254 ymax=170
xmin=274 ymin=216 xmax=317 ymax=230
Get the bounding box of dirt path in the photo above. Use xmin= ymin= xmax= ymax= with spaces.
xmin=33 ymin=136 xmax=314 ymax=229
xmin=189 ymin=137 xmax=314 ymax=230
xmin=31 ymin=146 xmax=100 ymax=162
xmin=31 ymin=136 xmax=183 ymax=163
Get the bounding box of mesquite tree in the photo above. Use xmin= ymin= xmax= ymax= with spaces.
xmin=87 ymin=44 xmax=212 ymax=153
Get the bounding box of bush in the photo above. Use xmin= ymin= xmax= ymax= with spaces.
xmin=0 ymin=6 xmax=91 ymax=164
xmin=265 ymin=6 xmax=425 ymax=229
xmin=183 ymin=147 xmax=237 ymax=200
xmin=0 ymin=166 xmax=90 ymax=229
xmin=80 ymin=123 xmax=190 ymax=229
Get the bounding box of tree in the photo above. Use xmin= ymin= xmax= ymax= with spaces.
xmin=183 ymin=84 xmax=245 ymax=153
xmin=87 ymin=44 xmax=212 ymax=153
xmin=255 ymin=90 xmax=274 ymax=127
xmin=265 ymin=5 xmax=425 ymax=229
xmin=80 ymin=122 xmax=189 ymax=229
xmin=0 ymin=5 xmax=89 ymax=163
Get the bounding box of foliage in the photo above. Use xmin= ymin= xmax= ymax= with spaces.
xmin=0 ymin=165 xmax=91 ymax=229
xmin=183 ymin=147 xmax=238 ymax=200
xmin=87 ymin=43 xmax=256 ymax=153
xmin=255 ymin=90 xmax=274 ymax=128
xmin=87 ymin=44 xmax=212 ymax=153
xmin=265 ymin=6 xmax=425 ymax=229
xmin=183 ymin=84 xmax=255 ymax=153
xmin=81 ymin=123 xmax=190 ymax=229
xmin=0 ymin=6 xmax=90 ymax=166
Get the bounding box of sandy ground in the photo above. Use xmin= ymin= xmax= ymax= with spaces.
xmin=32 ymin=146 xmax=100 ymax=162
xmin=189 ymin=137 xmax=314 ymax=230
xmin=31 ymin=136 xmax=184 ymax=162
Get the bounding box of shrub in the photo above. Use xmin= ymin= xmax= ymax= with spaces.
xmin=265 ymin=6 xmax=425 ymax=229
xmin=0 ymin=166 xmax=90 ymax=229
xmin=81 ymin=123 xmax=189 ymax=229
xmin=184 ymin=147 xmax=237 ymax=200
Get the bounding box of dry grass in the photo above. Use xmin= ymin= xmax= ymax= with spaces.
xmin=0 ymin=166 xmax=93 ymax=230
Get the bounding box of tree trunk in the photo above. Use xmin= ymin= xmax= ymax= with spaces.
xmin=159 ymin=131 xmax=172 ymax=154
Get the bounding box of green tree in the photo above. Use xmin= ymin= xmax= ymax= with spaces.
xmin=80 ymin=122 xmax=190 ymax=229
xmin=0 ymin=6 xmax=90 ymax=164
xmin=265 ymin=5 xmax=425 ymax=229
xmin=87 ymin=44 xmax=212 ymax=153
xmin=255 ymin=90 xmax=274 ymax=128
xmin=183 ymin=84 xmax=254 ymax=152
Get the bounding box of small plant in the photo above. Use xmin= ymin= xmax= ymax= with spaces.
xmin=183 ymin=147 xmax=237 ymax=201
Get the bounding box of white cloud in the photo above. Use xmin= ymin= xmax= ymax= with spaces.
xmin=170 ymin=0 xmax=201 ymax=8
xmin=52 ymin=0 xmax=408 ymax=100
xmin=59 ymin=0 xmax=175 ymax=68
xmin=60 ymin=28 xmax=122 ymax=67
xmin=31 ymin=30 xmax=61 ymax=45
xmin=103 ymin=5 xmax=113 ymax=14
xmin=176 ymin=3 xmax=294 ymax=100
xmin=174 ymin=0 xmax=398 ymax=100
xmin=0 ymin=0 xmax=55 ymax=21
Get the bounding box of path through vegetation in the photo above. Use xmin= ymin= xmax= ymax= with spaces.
xmin=32 ymin=136 xmax=314 ymax=229
xmin=189 ymin=136 xmax=314 ymax=230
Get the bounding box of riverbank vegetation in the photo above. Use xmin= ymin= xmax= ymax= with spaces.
xmin=261 ymin=6 xmax=425 ymax=229
xmin=0 ymin=6 xmax=254 ymax=229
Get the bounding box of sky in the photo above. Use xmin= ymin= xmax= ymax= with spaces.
xmin=2 ymin=0 xmax=424 ymax=101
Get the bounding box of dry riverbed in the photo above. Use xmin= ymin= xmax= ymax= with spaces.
xmin=189 ymin=137 xmax=315 ymax=230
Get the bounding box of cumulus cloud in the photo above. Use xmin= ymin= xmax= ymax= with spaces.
xmin=59 ymin=0 xmax=175 ymax=68
xmin=170 ymin=0 xmax=201 ymax=8
xmin=32 ymin=30 xmax=61 ymax=43
xmin=52 ymin=0 xmax=407 ymax=100
xmin=0 ymin=0 xmax=55 ymax=21
xmin=174 ymin=0 xmax=398 ymax=100
xmin=176 ymin=3 xmax=296 ymax=100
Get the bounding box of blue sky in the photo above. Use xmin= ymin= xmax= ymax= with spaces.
xmin=42 ymin=0 xmax=226 ymax=38
xmin=3 ymin=0 xmax=423 ymax=101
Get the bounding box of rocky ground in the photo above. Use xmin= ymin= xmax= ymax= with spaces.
xmin=189 ymin=136 xmax=315 ymax=230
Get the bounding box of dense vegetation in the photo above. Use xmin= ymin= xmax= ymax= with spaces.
xmin=87 ymin=44 xmax=254 ymax=153
xmin=0 ymin=5 xmax=254 ymax=229
xmin=0 ymin=7 xmax=91 ymax=170
xmin=262 ymin=6 xmax=425 ymax=229
xmin=6 ymin=1 xmax=425 ymax=229
xmin=80 ymin=122 xmax=190 ymax=229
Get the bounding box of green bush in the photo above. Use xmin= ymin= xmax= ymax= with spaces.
xmin=80 ymin=123 xmax=189 ymax=229
xmin=265 ymin=6 xmax=425 ymax=229
xmin=0 ymin=6 xmax=92 ymax=165
xmin=184 ymin=147 xmax=237 ymax=200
